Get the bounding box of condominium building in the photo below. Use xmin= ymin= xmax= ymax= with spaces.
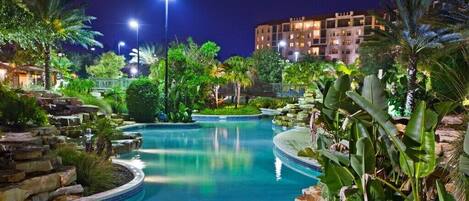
xmin=255 ymin=11 xmax=383 ymax=64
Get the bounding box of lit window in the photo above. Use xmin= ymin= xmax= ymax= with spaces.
xmin=256 ymin=45 xmax=259 ymax=50
xmin=311 ymin=47 xmax=319 ymax=55
xmin=300 ymin=43 xmax=305 ymax=47
xmin=313 ymin=30 xmax=320 ymax=39
xmin=307 ymin=41 xmax=312 ymax=46
xmin=261 ymin=36 xmax=264 ymax=41
xmin=313 ymin=21 xmax=321 ymax=28
xmin=333 ymin=39 xmax=340 ymax=45
xmin=290 ymin=34 xmax=294 ymax=39
xmin=290 ymin=43 xmax=294 ymax=47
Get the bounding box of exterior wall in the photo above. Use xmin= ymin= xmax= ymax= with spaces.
xmin=254 ymin=11 xmax=382 ymax=64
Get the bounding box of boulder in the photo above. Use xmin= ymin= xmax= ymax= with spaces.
xmin=51 ymin=195 xmax=81 ymax=201
xmin=436 ymin=128 xmax=461 ymax=143
xmin=15 ymin=159 xmax=54 ymax=173
xmin=0 ymin=170 xmax=26 ymax=183
xmin=49 ymin=185 xmax=84 ymax=199
xmin=53 ymin=166 xmax=77 ymax=186
xmin=29 ymin=127 xmax=59 ymax=137
xmin=13 ymin=146 xmax=44 ymax=160
xmin=0 ymin=133 xmax=42 ymax=145
xmin=30 ymin=192 xmax=49 ymax=201
xmin=0 ymin=186 xmax=31 ymax=201
xmin=19 ymin=174 xmax=61 ymax=195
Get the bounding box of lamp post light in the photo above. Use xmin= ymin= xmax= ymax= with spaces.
xmin=164 ymin=0 xmax=171 ymax=116
xmin=294 ymin=51 xmax=300 ymax=62
xmin=278 ymin=40 xmax=286 ymax=53
xmin=130 ymin=67 xmax=138 ymax=78
xmin=129 ymin=19 xmax=140 ymax=76
xmin=118 ymin=41 xmax=126 ymax=55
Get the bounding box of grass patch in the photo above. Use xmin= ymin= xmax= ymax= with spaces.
xmin=199 ymin=105 xmax=260 ymax=115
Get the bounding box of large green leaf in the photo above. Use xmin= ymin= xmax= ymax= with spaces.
xmin=324 ymin=75 xmax=350 ymax=109
xmin=367 ymin=179 xmax=386 ymax=201
xmin=318 ymin=149 xmax=350 ymax=166
xmin=400 ymin=102 xmax=437 ymax=178
xmin=319 ymin=160 xmax=354 ymax=195
xmin=346 ymin=91 xmax=406 ymax=153
xmin=351 ymin=137 xmax=376 ymax=176
xmin=362 ymin=75 xmax=387 ymax=109
xmin=350 ymin=122 xmax=370 ymax=154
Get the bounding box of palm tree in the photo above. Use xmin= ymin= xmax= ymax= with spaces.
xmin=129 ymin=44 xmax=163 ymax=66
xmin=366 ymin=0 xmax=462 ymax=113
xmin=23 ymin=0 xmax=102 ymax=90
xmin=224 ymin=56 xmax=256 ymax=108
xmin=210 ymin=63 xmax=227 ymax=108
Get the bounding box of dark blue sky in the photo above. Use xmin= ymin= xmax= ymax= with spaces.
xmin=86 ymin=0 xmax=380 ymax=59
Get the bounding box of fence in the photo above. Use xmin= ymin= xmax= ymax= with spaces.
xmin=91 ymin=78 xmax=307 ymax=98
xmin=91 ymin=78 xmax=136 ymax=91
xmin=220 ymin=83 xmax=308 ymax=98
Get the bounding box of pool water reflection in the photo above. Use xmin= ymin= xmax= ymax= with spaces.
xmin=120 ymin=119 xmax=319 ymax=201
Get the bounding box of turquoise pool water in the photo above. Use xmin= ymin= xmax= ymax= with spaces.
xmin=119 ymin=118 xmax=319 ymax=201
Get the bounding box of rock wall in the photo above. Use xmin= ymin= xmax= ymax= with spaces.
xmin=0 ymin=126 xmax=84 ymax=201
xmin=273 ymin=90 xmax=316 ymax=128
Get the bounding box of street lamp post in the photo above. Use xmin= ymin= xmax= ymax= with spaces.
xmin=118 ymin=41 xmax=126 ymax=55
xmin=129 ymin=20 xmax=140 ymax=76
xmin=164 ymin=0 xmax=170 ymax=115
xmin=278 ymin=40 xmax=286 ymax=53
xmin=294 ymin=51 xmax=300 ymax=62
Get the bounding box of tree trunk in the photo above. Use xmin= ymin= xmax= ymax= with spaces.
xmin=405 ymin=54 xmax=418 ymax=114
xmin=215 ymin=85 xmax=220 ymax=108
xmin=44 ymin=45 xmax=51 ymax=90
xmin=105 ymin=139 xmax=113 ymax=159
xmin=95 ymin=137 xmax=105 ymax=156
xmin=236 ymin=83 xmax=241 ymax=108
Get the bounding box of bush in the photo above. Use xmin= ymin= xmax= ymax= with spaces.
xmin=54 ymin=146 xmax=114 ymax=195
xmin=64 ymin=79 xmax=95 ymax=94
xmin=200 ymin=105 xmax=260 ymax=115
xmin=103 ymin=87 xmax=127 ymax=114
xmin=126 ymin=78 xmax=160 ymax=123
xmin=0 ymin=85 xmax=48 ymax=130
xmin=248 ymin=97 xmax=293 ymax=109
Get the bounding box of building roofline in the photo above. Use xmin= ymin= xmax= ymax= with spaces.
xmin=255 ymin=9 xmax=384 ymax=27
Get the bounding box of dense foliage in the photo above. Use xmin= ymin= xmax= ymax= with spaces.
xmin=248 ymin=97 xmax=294 ymax=109
xmin=251 ymin=48 xmax=285 ymax=83
xmin=55 ymin=145 xmax=115 ymax=195
xmin=0 ymin=85 xmax=48 ymax=130
xmin=87 ymin=51 xmax=125 ymax=79
xmin=126 ymin=78 xmax=160 ymax=123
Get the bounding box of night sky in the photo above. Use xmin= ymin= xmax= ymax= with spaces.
xmin=85 ymin=0 xmax=380 ymax=60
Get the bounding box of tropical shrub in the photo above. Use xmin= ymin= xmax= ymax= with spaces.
xmin=87 ymin=51 xmax=125 ymax=79
xmin=103 ymin=87 xmax=127 ymax=114
xmin=126 ymin=78 xmax=160 ymax=123
xmin=251 ymin=48 xmax=286 ymax=83
xmin=0 ymin=85 xmax=48 ymax=130
xmin=248 ymin=97 xmax=293 ymax=109
xmin=54 ymin=146 xmax=114 ymax=195
xmin=63 ymin=79 xmax=95 ymax=94
xmin=300 ymin=75 xmax=457 ymax=200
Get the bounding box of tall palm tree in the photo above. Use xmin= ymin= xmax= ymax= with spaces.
xmin=22 ymin=0 xmax=102 ymax=90
xmin=224 ymin=56 xmax=256 ymax=108
xmin=366 ymin=0 xmax=462 ymax=113
xmin=210 ymin=63 xmax=226 ymax=108
xmin=129 ymin=44 xmax=163 ymax=66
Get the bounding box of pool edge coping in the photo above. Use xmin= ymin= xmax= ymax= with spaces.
xmin=192 ymin=114 xmax=263 ymax=121
xmin=273 ymin=128 xmax=322 ymax=171
xmin=78 ymin=159 xmax=145 ymax=201
xmin=118 ymin=122 xmax=200 ymax=130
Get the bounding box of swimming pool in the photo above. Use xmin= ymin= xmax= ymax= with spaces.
xmin=119 ymin=118 xmax=319 ymax=201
